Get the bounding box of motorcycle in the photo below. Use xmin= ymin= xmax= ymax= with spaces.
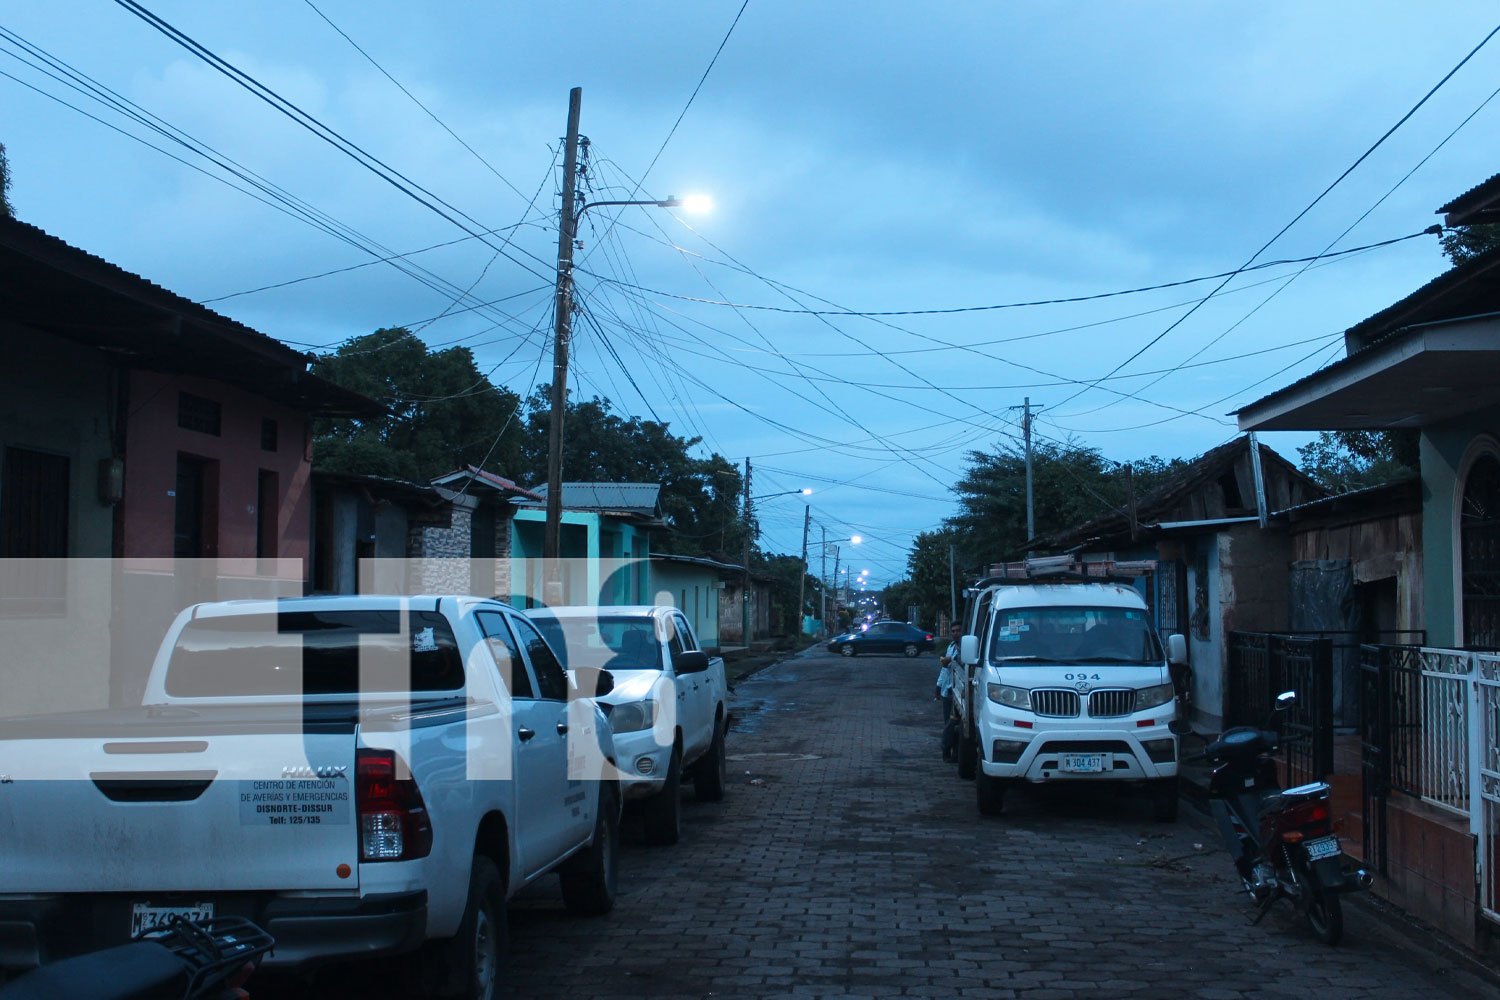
xmin=1191 ymin=690 xmax=1372 ymax=945
xmin=0 ymin=915 xmax=273 ymax=1000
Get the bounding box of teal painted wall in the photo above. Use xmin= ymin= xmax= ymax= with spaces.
xmin=1420 ymin=405 xmax=1500 ymax=647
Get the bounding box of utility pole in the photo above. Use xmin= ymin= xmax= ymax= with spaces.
xmin=1023 ymin=396 xmax=1035 ymax=554
xmin=949 ymin=543 xmax=957 ymax=624
xmin=1126 ymin=463 xmax=1139 ymax=541
xmin=820 ymin=525 xmax=828 ymax=633
xmin=543 ymin=86 xmax=583 ymax=602
xmin=797 ymin=505 xmax=810 ymax=639
xmin=832 ymin=545 xmax=841 ymax=627
xmin=741 ymin=457 xmax=752 ymax=648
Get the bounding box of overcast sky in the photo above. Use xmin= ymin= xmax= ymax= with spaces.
xmin=4 ymin=2 xmax=1498 ymax=585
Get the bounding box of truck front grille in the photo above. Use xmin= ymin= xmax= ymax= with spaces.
xmin=1088 ymin=689 xmax=1136 ymax=718
xmin=1031 ymin=689 xmax=1081 ymax=718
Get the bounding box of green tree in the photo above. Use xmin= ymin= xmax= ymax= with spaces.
xmin=519 ymin=387 xmax=748 ymax=559
xmin=1297 ymin=429 xmax=1418 ymax=493
xmin=1 ymin=142 xmax=13 ymax=218
xmin=947 ymin=439 xmax=1128 ymax=564
xmin=1440 ymin=223 xmax=1500 ymax=266
xmin=311 ymin=328 xmax=524 ymax=481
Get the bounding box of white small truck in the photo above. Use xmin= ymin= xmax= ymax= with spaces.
xmin=526 ymin=606 xmax=729 ymax=845
xmin=0 ymin=595 xmax=621 ymax=1000
xmin=952 ymin=562 xmax=1189 ymax=821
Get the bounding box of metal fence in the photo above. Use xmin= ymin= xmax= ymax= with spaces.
xmin=1226 ymin=631 xmax=1333 ymax=788
xmin=1360 ymin=644 xmax=1499 ymax=927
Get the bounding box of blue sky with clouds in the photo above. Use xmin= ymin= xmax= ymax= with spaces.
xmin=4 ymin=2 xmax=1498 ymax=583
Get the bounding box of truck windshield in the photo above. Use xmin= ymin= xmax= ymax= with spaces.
xmin=164 ymin=610 xmax=464 ymax=697
xmin=528 ymin=615 xmax=662 ymax=670
xmin=988 ymin=605 xmax=1162 ymax=666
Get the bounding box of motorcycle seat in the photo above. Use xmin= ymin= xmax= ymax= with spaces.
xmin=0 ymin=942 xmax=187 ymax=1000
xmin=1257 ymin=781 xmax=1329 ymax=816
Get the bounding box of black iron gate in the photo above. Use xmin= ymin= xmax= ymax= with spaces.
xmin=1358 ymin=645 xmax=1389 ymax=874
xmin=1226 ymin=631 xmax=1334 ymax=788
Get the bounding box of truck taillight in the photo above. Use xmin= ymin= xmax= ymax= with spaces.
xmin=356 ymin=748 xmax=432 ymax=862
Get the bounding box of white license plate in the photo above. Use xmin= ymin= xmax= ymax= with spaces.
xmin=1059 ymin=753 xmax=1105 ymax=773
xmin=1303 ymin=836 xmax=1341 ymax=861
xmin=130 ymin=902 xmax=213 ymax=937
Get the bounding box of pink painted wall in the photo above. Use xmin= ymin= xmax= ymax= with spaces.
xmin=122 ymin=371 xmax=313 ymax=562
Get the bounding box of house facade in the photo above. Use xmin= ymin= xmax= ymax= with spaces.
xmin=1035 ymin=436 xmax=1325 ymax=732
xmin=1236 ymin=176 xmax=1500 ymax=953
xmin=0 ymin=218 xmax=380 ymax=710
xmin=509 ymin=483 xmax=665 ymax=609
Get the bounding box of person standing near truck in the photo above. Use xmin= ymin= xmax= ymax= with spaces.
xmin=935 ymin=623 xmax=961 ymax=761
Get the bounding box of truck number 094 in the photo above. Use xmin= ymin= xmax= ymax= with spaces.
xmin=1063 ymin=673 xmax=1101 ymax=681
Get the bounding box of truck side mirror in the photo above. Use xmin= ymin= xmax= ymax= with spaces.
xmin=1168 ymin=634 xmax=1188 ymax=666
xmin=960 ymin=634 xmax=979 ymax=664
xmin=674 ymin=650 xmax=709 ymax=675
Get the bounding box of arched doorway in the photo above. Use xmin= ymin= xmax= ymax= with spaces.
xmin=1461 ymin=451 xmax=1500 ymax=648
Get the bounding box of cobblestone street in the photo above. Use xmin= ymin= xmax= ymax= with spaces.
xmin=492 ymin=646 xmax=1490 ymax=999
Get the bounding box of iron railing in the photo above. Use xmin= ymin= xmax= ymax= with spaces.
xmin=1226 ymin=632 xmax=1333 ymax=788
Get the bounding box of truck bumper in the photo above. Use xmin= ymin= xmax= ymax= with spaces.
xmin=0 ymin=890 xmax=427 ymax=972
xmin=977 ymin=725 xmax=1179 ymax=782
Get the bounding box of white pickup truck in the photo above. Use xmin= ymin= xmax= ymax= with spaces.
xmin=0 ymin=595 xmax=620 ymax=1000
xmin=526 ymin=606 xmax=728 ymax=845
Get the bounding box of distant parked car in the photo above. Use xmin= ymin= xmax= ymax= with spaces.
xmin=827 ymin=620 xmax=935 ymax=658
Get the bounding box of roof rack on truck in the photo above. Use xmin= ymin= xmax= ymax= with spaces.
xmin=968 ymin=555 xmax=1156 ymax=591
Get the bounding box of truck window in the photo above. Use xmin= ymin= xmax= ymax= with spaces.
xmin=474 ymin=610 xmax=535 ymax=698
xmin=988 ymin=606 xmax=1162 ymax=666
xmin=164 ymin=610 xmax=463 ymax=697
xmin=508 ymin=615 xmax=570 ymax=701
xmin=528 ymin=614 xmax=663 ymax=670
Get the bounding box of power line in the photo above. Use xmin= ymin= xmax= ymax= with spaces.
xmin=1047 ymin=17 xmax=1500 ymax=412
xmin=300 ymin=0 xmax=533 ymax=203
xmin=112 ymin=0 xmax=559 ymax=287
xmin=581 ymin=230 xmax=1435 ymax=317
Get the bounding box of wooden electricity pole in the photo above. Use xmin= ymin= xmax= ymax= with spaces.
xmin=543 ymin=87 xmax=583 ymax=600
xmin=741 ymin=457 xmax=752 ymax=647
xmin=797 ymin=504 xmax=810 ymax=639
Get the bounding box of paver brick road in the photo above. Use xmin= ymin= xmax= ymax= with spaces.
xmin=499 ymin=646 xmax=1490 ymax=1000
xmin=299 ymin=645 xmax=1494 ymax=999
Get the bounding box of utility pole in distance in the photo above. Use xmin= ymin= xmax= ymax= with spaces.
xmin=820 ymin=525 xmax=827 ymax=633
xmin=543 ymin=87 xmax=583 ymax=602
xmin=1023 ymin=397 xmax=1035 ymax=555
xmin=741 ymin=457 xmax=752 ymax=648
xmin=797 ymin=504 xmax=810 ymax=640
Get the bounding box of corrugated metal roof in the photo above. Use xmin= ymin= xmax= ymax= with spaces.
xmin=430 ymin=466 xmax=544 ymax=501
xmin=0 ymin=217 xmax=384 ymax=417
xmin=1438 ymin=171 xmax=1500 ymax=222
xmin=1236 ymin=244 xmax=1500 ymax=419
xmin=514 ymin=482 xmax=663 ymax=515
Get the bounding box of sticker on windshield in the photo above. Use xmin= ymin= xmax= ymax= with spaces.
xmin=412 ymin=627 xmax=438 ymax=653
xmin=1124 ymin=611 xmax=1142 ymax=620
xmin=998 ymin=633 xmax=1020 ymax=642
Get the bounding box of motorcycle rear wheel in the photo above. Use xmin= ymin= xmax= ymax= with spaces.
xmin=1304 ymin=888 xmax=1343 ymax=946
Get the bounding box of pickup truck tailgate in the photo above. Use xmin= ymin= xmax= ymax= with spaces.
xmin=0 ymin=709 xmax=360 ymax=893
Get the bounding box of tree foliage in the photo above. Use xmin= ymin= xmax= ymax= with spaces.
xmin=1297 ymin=429 xmax=1418 ymax=494
xmin=1440 ymin=223 xmax=1500 ymax=266
xmin=518 ymin=386 xmax=747 ymax=558
xmin=311 ymin=328 xmax=524 ymax=481
xmin=311 ymin=331 xmax=749 ymax=560
xmin=0 ymin=142 xmax=13 ymax=218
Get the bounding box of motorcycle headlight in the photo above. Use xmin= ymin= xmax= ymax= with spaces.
xmin=986 ymin=683 xmax=1031 ymax=711
xmin=1135 ymin=683 xmax=1176 ymax=712
xmin=609 ymin=700 xmax=658 ymax=734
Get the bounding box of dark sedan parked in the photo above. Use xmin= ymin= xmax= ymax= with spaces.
xmin=826 ymin=620 xmax=935 ymax=657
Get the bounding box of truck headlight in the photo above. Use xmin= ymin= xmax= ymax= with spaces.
xmin=1135 ymin=683 xmax=1176 ymax=712
xmin=609 ymin=700 xmax=657 ymax=734
xmin=986 ymin=683 xmax=1031 ymax=710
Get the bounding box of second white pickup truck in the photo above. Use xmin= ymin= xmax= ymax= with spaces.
xmin=0 ymin=594 xmax=621 ymax=1000
xmin=527 ymin=605 xmax=729 ymax=845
